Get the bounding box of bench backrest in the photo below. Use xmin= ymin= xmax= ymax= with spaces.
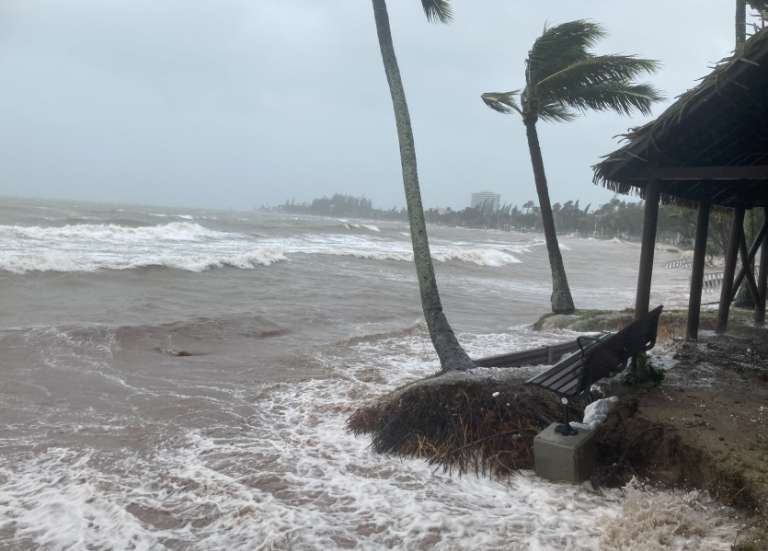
xmin=578 ymin=305 xmax=663 ymax=391
xmin=527 ymin=305 xmax=664 ymax=397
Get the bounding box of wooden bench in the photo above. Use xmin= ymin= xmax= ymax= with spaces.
xmin=525 ymin=305 xmax=664 ymax=398
xmin=473 ymin=340 xmax=581 ymax=368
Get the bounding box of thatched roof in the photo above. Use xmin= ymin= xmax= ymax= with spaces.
xmin=593 ymin=29 xmax=768 ymax=208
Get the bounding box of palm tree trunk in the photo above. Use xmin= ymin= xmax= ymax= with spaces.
xmin=736 ymin=0 xmax=747 ymax=54
xmin=524 ymin=119 xmax=576 ymax=314
xmin=371 ymin=0 xmax=474 ymax=371
xmin=734 ymin=0 xmax=754 ymax=307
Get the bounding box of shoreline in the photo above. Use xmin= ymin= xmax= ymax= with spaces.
xmin=539 ymin=309 xmax=768 ymax=550
xmin=349 ymin=308 xmax=768 ymax=549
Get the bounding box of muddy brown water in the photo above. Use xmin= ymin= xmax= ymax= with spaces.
xmin=0 ymin=197 xmax=741 ymax=549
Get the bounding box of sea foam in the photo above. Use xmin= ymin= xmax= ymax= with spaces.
xmin=0 ymin=329 xmax=741 ymax=549
xmin=278 ymin=234 xmax=524 ymax=267
xmin=0 ymin=222 xmax=285 ymax=273
xmin=2 ymin=221 xmax=229 ymax=242
xmin=0 ymin=221 xmax=529 ymax=273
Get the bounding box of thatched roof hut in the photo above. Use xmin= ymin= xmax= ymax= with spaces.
xmin=592 ymin=29 xmax=768 ymax=337
xmin=594 ymin=29 xmax=768 ymax=207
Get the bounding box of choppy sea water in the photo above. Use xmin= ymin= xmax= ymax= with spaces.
xmin=0 ymin=197 xmax=740 ymax=549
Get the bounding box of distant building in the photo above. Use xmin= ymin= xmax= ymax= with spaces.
xmin=470 ymin=192 xmax=501 ymax=211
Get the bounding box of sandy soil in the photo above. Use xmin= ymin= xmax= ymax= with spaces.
xmin=553 ymin=312 xmax=768 ymax=550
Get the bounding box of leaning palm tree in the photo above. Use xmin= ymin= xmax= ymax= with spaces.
xmin=371 ymin=0 xmax=474 ymax=372
xmin=482 ymin=20 xmax=661 ymax=314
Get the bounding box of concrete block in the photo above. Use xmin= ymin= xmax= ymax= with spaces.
xmin=534 ymin=423 xmax=596 ymax=483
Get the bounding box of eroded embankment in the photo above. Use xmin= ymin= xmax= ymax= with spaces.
xmin=545 ymin=310 xmax=768 ymax=550
xmin=349 ymin=309 xmax=768 ymax=549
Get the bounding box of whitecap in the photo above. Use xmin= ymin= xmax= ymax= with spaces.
xmin=1 ymin=221 xmax=235 ymax=242
xmin=275 ymin=234 xmax=523 ymax=267
xmin=341 ymin=222 xmax=382 ymax=233
xmin=0 ymin=222 xmax=285 ymax=274
xmin=0 ymin=329 xmax=741 ymax=549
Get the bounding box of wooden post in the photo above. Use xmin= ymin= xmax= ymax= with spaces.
xmin=730 ymin=220 xmax=768 ymax=300
xmin=717 ymin=207 xmax=745 ymax=333
xmin=687 ymin=201 xmax=710 ymax=340
xmin=756 ymin=207 xmax=768 ymax=325
xmin=635 ymin=180 xmax=661 ymax=319
xmin=738 ymin=232 xmax=761 ymax=303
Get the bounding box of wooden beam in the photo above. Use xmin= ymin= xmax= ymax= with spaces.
xmin=738 ymin=230 xmax=761 ymax=304
xmin=627 ymin=165 xmax=768 ymax=182
xmin=756 ymin=207 xmax=768 ymax=325
xmin=635 ymin=180 xmax=660 ymax=319
xmin=730 ymin=218 xmax=768 ymax=298
xmin=718 ymin=207 xmax=746 ymax=333
xmin=687 ymin=201 xmax=710 ymax=340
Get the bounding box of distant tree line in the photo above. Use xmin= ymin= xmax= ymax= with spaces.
xmin=280 ymin=195 xmax=388 ymax=219
xmin=277 ymin=193 xmax=759 ymax=256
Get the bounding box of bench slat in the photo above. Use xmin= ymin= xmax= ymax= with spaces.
xmin=525 ymin=306 xmax=663 ymax=397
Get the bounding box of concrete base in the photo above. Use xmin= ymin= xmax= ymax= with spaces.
xmin=534 ymin=423 xmax=596 ymax=484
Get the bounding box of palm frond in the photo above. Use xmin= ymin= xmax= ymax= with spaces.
xmin=537 ymin=102 xmax=578 ymax=122
xmin=527 ymin=20 xmax=605 ymax=84
xmin=537 ymin=55 xmax=660 ymax=94
xmin=481 ymin=91 xmax=522 ymax=115
xmin=421 ymin=0 xmax=452 ymax=23
xmin=555 ymin=82 xmax=663 ymax=117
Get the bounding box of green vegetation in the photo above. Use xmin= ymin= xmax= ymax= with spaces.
xmin=278 ymin=194 xmax=752 ymax=256
xmin=623 ymin=353 xmax=665 ymax=386
xmin=481 ymin=20 xmax=662 ymax=314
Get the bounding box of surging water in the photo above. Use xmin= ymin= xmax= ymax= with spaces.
xmin=0 ymin=197 xmax=739 ymax=549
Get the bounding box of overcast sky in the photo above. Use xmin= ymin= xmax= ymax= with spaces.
xmin=0 ymin=1 xmax=751 ymax=210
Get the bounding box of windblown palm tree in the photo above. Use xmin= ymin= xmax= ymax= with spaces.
xmin=371 ymin=0 xmax=474 ymax=372
xmin=482 ymin=20 xmax=661 ymax=314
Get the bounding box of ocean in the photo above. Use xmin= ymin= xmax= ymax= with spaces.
xmin=0 ymin=196 xmax=740 ymax=549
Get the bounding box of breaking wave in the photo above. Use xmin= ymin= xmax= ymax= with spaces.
xmin=2 ymin=221 xmax=234 ymax=242
xmin=318 ymin=244 xmax=522 ymax=266
xmin=0 ymin=329 xmax=742 ymax=549
xmin=0 ymin=251 xmax=286 ymax=274
xmin=337 ymin=219 xmax=382 ymax=233
xmin=280 ymin=234 xmax=524 ymax=267
xmin=1 ymin=221 xmax=529 ymax=274
xmin=0 ymin=222 xmax=285 ymax=274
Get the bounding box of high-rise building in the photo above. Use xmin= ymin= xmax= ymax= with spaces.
xmin=470 ymin=192 xmax=501 ymax=211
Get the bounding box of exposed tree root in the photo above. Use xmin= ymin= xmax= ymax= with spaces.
xmin=348 ymin=371 xmax=582 ymax=476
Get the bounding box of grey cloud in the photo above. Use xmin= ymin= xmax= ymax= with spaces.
xmin=0 ymin=1 xmax=744 ymax=210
